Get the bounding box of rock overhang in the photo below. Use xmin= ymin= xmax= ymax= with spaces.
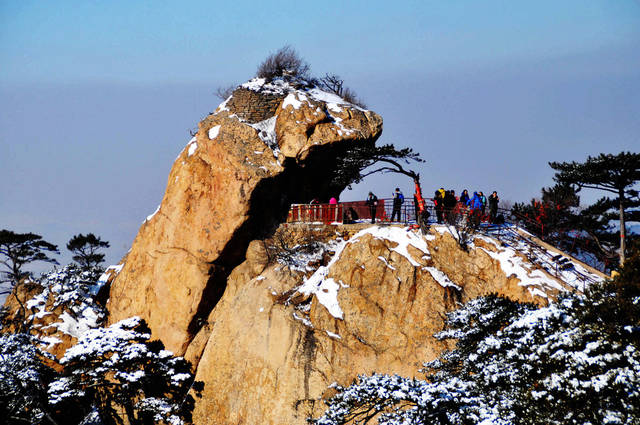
xmin=106 ymin=76 xmax=383 ymax=355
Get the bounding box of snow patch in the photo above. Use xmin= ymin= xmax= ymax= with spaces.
xmin=357 ymin=226 xmax=430 ymax=267
xmin=326 ymin=330 xmax=341 ymax=340
xmin=248 ymin=116 xmax=279 ymax=158
xmin=208 ymin=125 xmax=221 ymax=140
xmin=145 ymin=205 xmax=160 ymax=223
xmin=424 ymin=267 xmax=461 ymax=290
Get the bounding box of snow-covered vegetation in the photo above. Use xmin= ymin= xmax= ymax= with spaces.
xmin=0 ymin=333 xmax=57 ymax=424
xmin=25 ymin=265 xmax=106 ymax=344
xmin=0 ymin=264 xmax=201 ymax=425
xmin=314 ymin=273 xmax=640 ymax=424
xmin=49 ymin=316 xmax=202 ymax=425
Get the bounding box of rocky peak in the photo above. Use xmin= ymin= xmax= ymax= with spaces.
xmin=106 ymin=78 xmax=383 ymax=355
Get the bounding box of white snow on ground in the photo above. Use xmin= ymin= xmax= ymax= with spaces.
xmin=241 ymin=77 xmax=290 ymax=95
xmin=54 ymin=310 xmax=100 ymax=339
xmin=93 ymin=264 xmax=124 ymax=295
xmin=23 ymin=266 xmax=106 ymax=348
xmin=208 ymin=125 xmax=221 ymax=140
xmin=479 ymin=241 xmax=564 ymax=296
xmin=215 ymin=94 xmax=233 ymax=113
xmin=477 ymin=227 xmax=603 ymax=294
xmin=248 ymin=116 xmax=279 ymax=158
xmin=434 ymin=225 xmax=602 ymax=295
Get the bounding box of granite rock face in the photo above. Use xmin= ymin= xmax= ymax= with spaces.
xmin=106 ymin=78 xmax=383 ymax=355
xmin=189 ymin=224 xmax=566 ymax=424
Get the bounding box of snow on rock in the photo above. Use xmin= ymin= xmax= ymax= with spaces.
xmin=476 ymin=228 xmax=602 ymax=297
xmin=326 ymin=330 xmax=342 ymax=340
xmin=145 ymin=205 xmax=160 ymax=223
xmin=248 ymin=116 xmax=279 ymax=157
xmin=187 ymin=140 xmax=198 ymax=156
xmin=282 ymin=92 xmax=306 ymax=110
xmin=97 ymin=264 xmax=124 ymax=285
xmin=297 ymin=226 xmax=430 ymax=320
xmin=297 ymin=236 xmax=352 ymax=320
xmin=480 ymin=245 xmax=565 ymax=295
xmin=91 ymin=263 xmax=124 ymax=296
xmin=14 ymin=265 xmax=107 ymax=355
xmin=241 ymin=77 xmax=290 ymax=95
xmin=357 ymin=226 xmax=430 ymax=266
xmin=208 ymin=125 xmax=221 ymax=140
xmin=424 ymin=266 xmax=461 ymax=290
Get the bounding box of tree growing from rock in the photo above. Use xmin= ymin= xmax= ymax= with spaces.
xmin=550 ymin=151 xmax=640 ymax=266
xmin=316 ymin=73 xmax=367 ymax=109
xmin=66 ymin=233 xmax=110 ymax=270
xmin=0 ymin=230 xmax=59 ymax=330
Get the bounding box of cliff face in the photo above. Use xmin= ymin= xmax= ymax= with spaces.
xmin=106 ymin=79 xmax=383 ymax=355
xmin=188 ymin=224 xmax=573 ymax=424
xmin=100 ymin=79 xmax=600 ymax=424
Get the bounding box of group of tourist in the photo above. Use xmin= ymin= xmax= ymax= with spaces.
xmin=433 ymin=188 xmax=500 ymax=224
xmin=312 ymin=186 xmax=500 ymax=225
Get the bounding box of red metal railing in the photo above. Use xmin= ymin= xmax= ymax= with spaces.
xmin=288 ymin=198 xmax=508 ymax=226
xmin=288 ymin=198 xmax=430 ymax=224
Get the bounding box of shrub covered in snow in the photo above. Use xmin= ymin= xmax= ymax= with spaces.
xmin=315 ymin=277 xmax=640 ymax=424
xmin=48 ymin=316 xmax=202 ymax=425
xmin=4 ymin=264 xmax=107 ymax=344
xmin=0 ymin=333 xmax=57 ymax=424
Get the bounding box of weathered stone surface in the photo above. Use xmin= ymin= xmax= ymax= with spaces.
xmin=106 ymin=78 xmax=383 ymax=355
xmin=189 ymin=225 xmax=568 ymax=424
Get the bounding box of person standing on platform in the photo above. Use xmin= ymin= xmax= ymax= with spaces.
xmin=488 ymin=191 xmax=500 ymax=223
xmin=391 ymin=188 xmax=404 ymax=222
xmin=434 ymin=190 xmax=444 ymax=224
xmin=366 ymin=192 xmax=378 ymax=224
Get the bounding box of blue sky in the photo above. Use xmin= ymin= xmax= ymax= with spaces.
xmin=1 ymin=0 xmax=639 ymax=270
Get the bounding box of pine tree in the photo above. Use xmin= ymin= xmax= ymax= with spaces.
xmin=550 ymin=151 xmax=640 ymax=266
xmin=0 ymin=230 xmax=59 ymax=331
xmin=0 ymin=230 xmax=59 ymax=290
xmin=315 ymin=283 xmax=640 ymax=425
xmin=0 ymin=333 xmax=59 ymax=425
xmin=48 ymin=317 xmax=203 ymax=425
xmin=66 ymin=233 xmax=110 ymax=270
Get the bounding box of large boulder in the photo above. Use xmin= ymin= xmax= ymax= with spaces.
xmin=106 ymin=78 xmax=383 ymax=355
